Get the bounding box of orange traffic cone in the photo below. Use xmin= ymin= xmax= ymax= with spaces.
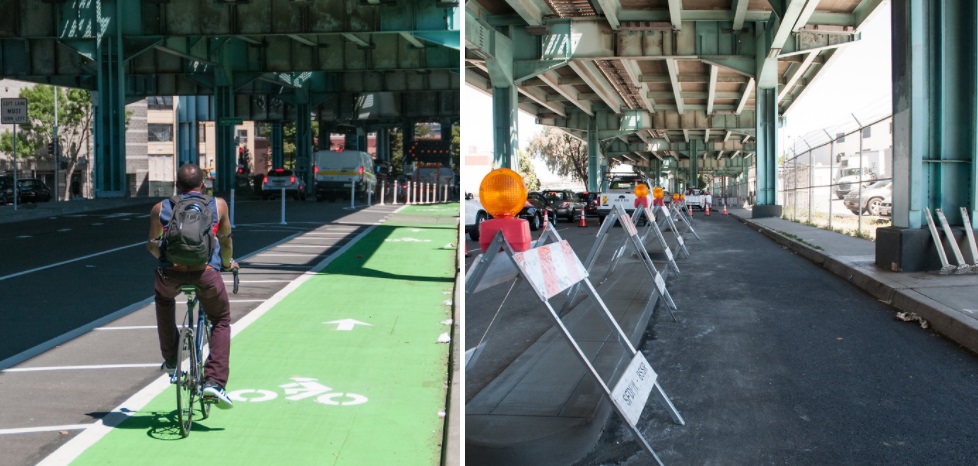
xmin=578 ymin=207 xmax=588 ymax=227
xmin=688 ymin=204 xmax=693 ymax=216
xmin=543 ymin=209 xmax=549 ymax=227
xmin=723 ymin=204 xmax=728 ymax=215
xmin=465 ymin=242 xmax=470 ymax=257
xmin=705 ymin=203 xmax=710 ymax=216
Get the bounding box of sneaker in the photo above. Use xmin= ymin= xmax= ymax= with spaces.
xmin=160 ymin=359 xmax=177 ymax=373
xmin=202 ymin=381 xmax=234 ymax=410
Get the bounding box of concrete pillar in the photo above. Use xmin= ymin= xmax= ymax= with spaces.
xmin=295 ymin=99 xmax=313 ymax=187
xmin=176 ymin=97 xmax=205 ymax=167
xmin=213 ymin=85 xmax=235 ymax=193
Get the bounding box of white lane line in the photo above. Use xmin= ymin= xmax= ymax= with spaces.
xmin=230 ymin=299 xmax=267 ymax=303
xmin=37 ymin=224 xmax=377 ymax=464
xmin=0 ymin=231 xmax=307 ymax=372
xmin=273 ymin=245 xmax=341 ymax=248
xmin=258 ymin=252 xmax=324 ymax=257
xmin=226 ymin=279 xmax=293 ymax=283
xmin=95 ymin=326 xmax=156 ymax=331
xmin=3 ymin=363 xmax=159 ymax=373
xmin=57 ymin=228 xmax=72 ymax=232
xmin=0 ymin=242 xmax=143 ymax=282
xmin=0 ymin=424 xmax=92 ymax=435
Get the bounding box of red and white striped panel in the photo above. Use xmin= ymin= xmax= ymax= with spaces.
xmin=512 ymin=240 xmax=589 ymax=300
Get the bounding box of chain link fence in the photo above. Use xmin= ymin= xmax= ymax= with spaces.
xmin=779 ymin=99 xmax=893 ymax=240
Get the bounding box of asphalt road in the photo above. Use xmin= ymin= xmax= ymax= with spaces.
xmin=466 ymin=213 xmax=978 ymax=465
xmin=0 ymin=197 xmax=364 ymax=366
xmin=0 ymin=197 xmax=407 ymax=465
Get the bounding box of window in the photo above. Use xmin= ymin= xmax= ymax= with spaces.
xmin=236 ymin=129 xmax=248 ymax=145
xmin=148 ymin=124 xmax=174 ymax=142
xmin=835 ymin=133 xmax=845 ymax=143
xmin=862 ymin=127 xmax=872 ymax=138
xmin=146 ymin=96 xmax=173 ymax=110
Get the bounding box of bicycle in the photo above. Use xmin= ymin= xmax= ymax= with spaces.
xmin=167 ymin=267 xmax=239 ymax=437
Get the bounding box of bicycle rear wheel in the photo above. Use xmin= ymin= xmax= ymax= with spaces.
xmin=175 ymin=328 xmax=196 ymax=437
xmin=197 ymin=322 xmax=212 ymax=420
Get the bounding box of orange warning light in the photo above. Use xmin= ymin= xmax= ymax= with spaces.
xmin=672 ymin=193 xmax=680 ymax=201
xmin=479 ymin=168 xmax=527 ymax=219
xmin=634 ymin=184 xmax=649 ymax=198
xmin=653 ymin=186 xmax=664 ymax=199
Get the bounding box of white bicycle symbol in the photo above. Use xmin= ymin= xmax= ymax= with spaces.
xmin=227 ymin=376 xmax=368 ymax=406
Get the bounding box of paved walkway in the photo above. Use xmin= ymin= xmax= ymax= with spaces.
xmin=465 ymin=205 xmax=978 ymax=465
xmin=729 ymin=206 xmax=978 ymax=355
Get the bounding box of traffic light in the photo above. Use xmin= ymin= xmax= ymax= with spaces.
xmin=47 ymin=141 xmax=54 ymax=156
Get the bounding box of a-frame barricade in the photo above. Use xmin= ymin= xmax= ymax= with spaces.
xmin=632 ymin=206 xmax=680 ymax=275
xmin=670 ymin=201 xmax=701 ymax=240
xmin=654 ymin=204 xmax=691 ymax=259
xmin=465 ymin=229 xmax=686 ymax=465
xmin=564 ymin=204 xmax=678 ymax=322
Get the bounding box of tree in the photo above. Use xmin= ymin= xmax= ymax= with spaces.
xmin=526 ymin=127 xmax=590 ymax=190
xmin=517 ymin=150 xmax=540 ymax=191
xmin=0 ymin=85 xmax=93 ymax=201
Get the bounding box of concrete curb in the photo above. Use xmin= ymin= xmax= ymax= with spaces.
xmin=731 ymin=212 xmax=978 ymax=355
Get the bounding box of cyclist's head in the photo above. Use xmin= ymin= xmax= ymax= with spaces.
xmin=176 ymin=163 xmax=205 ymax=193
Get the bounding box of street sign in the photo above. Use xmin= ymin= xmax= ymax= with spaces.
xmin=219 ymin=117 xmax=243 ymax=126
xmin=1 ymin=98 xmax=28 ymax=124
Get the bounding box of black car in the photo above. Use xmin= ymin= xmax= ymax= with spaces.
xmin=519 ymin=192 xmax=558 ymax=231
xmin=0 ymin=176 xmax=52 ymax=204
xmin=577 ymin=191 xmax=599 ymax=218
xmin=540 ymin=189 xmax=584 ymax=221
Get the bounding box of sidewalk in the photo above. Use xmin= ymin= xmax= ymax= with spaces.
xmin=0 ymin=198 xmax=158 ymax=224
xmin=728 ymin=206 xmax=978 ymax=355
xmin=466 ymin=206 xmax=978 ymax=465
xmin=35 ymin=203 xmax=461 ymax=465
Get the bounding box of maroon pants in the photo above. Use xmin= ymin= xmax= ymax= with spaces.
xmin=154 ymin=267 xmax=231 ymax=387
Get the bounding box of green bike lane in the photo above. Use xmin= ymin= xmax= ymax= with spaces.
xmin=55 ymin=204 xmax=459 ymax=465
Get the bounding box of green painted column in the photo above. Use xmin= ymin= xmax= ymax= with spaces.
xmin=878 ymin=0 xmax=978 ymax=271
xmin=587 ymin=116 xmax=600 ymax=192
xmin=492 ymin=85 xmax=519 ymax=169
xmin=753 ymin=87 xmax=781 ymax=217
xmin=690 ymin=140 xmax=698 ymax=190
xmin=295 ymin=99 xmax=313 ymax=187
xmin=213 ymin=84 xmax=235 ymax=193
xmin=271 ymin=122 xmax=284 ymax=169
xmin=93 ymin=34 xmax=126 ymax=196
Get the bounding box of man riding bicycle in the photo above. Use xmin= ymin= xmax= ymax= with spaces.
xmin=147 ymin=163 xmax=237 ymax=409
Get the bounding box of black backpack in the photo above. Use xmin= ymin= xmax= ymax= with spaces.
xmin=163 ymin=194 xmax=215 ymax=267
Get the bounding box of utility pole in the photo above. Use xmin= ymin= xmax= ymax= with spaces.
xmin=54 ymin=86 xmax=59 ymax=202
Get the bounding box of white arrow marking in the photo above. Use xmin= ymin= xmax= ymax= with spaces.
xmin=322 ymin=319 xmax=372 ymax=331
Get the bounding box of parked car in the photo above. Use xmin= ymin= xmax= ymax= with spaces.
xmin=834 ymin=167 xmax=877 ymax=199
xmin=843 ymin=179 xmax=891 ymax=216
xmin=0 ymin=176 xmax=52 ymax=204
xmin=261 ymin=168 xmax=307 ymax=200
xmin=465 ymin=194 xmax=489 ymax=241
xmin=577 ymin=191 xmax=599 ymax=218
xmin=540 ymin=189 xmax=584 ymax=222
xmin=520 ymin=192 xmax=558 ymax=231
xmin=879 ymin=201 xmax=892 ymax=217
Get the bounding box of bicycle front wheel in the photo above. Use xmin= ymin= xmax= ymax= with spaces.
xmin=175 ymin=328 xmax=196 ymax=437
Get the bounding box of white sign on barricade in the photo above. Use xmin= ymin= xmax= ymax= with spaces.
xmin=632 ymin=206 xmax=680 ymax=275
xmin=465 ymin=228 xmax=685 ymax=465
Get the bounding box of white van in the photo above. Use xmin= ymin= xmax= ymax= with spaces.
xmin=313 ymin=150 xmax=376 ymax=202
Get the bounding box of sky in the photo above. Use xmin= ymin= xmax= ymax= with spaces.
xmin=462 ymin=1 xmax=893 ymax=184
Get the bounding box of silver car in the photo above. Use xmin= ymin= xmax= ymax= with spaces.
xmin=843 ymin=179 xmax=891 ymax=216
